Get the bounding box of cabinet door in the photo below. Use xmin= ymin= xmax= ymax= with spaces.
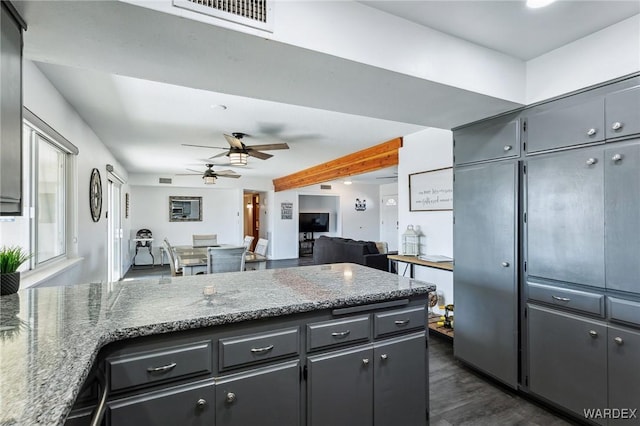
xmin=216 ymin=361 xmax=300 ymax=426
xmin=605 ymin=84 xmax=640 ymax=140
xmin=107 ymin=379 xmax=215 ymax=425
xmin=453 ymin=115 xmax=520 ymax=165
xmin=608 ymin=325 xmax=640 ymax=426
xmin=525 ymin=96 xmax=604 ymax=153
xmin=307 ymin=345 xmax=373 ymax=426
xmin=605 ymin=143 xmax=640 ymax=294
xmin=528 ymin=305 xmax=607 ymax=423
xmin=373 ymin=332 xmax=427 ymax=426
xmin=0 ymin=3 xmax=23 ymax=215
xmin=453 ymin=162 xmax=518 ymax=388
xmin=526 ymin=149 xmax=605 ymax=287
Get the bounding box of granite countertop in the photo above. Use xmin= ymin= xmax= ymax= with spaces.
xmin=0 ymin=263 xmax=435 ymax=425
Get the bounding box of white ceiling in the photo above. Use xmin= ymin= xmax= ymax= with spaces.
xmin=17 ymin=0 xmax=640 ymax=185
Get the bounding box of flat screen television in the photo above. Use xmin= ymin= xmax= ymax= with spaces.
xmin=299 ymin=212 xmax=330 ymax=233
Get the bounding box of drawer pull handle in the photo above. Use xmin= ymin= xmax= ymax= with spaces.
xmin=503 ymin=145 xmax=512 ymax=152
xmin=586 ymin=158 xmax=597 ymax=166
xmin=226 ymin=392 xmax=236 ymax=403
xmin=612 ymin=154 xmax=623 ymax=162
xmin=614 ymin=337 xmax=624 ymax=345
xmin=380 ymin=354 xmax=388 ymax=360
xmin=362 ymin=358 xmax=369 ymax=365
xmin=589 ymin=330 xmax=598 ymax=338
xmin=331 ymin=330 xmax=351 ymax=338
xmin=551 ymin=296 xmax=571 ymax=302
xmin=587 ymin=128 xmax=597 ymax=136
xmin=250 ymin=344 xmax=274 ymax=354
xmin=147 ymin=362 xmax=177 ymax=373
xmin=394 ymin=319 xmax=410 ymax=326
xmin=612 ymin=121 xmax=623 ymax=131
xmin=196 ymin=398 xmax=207 ymax=408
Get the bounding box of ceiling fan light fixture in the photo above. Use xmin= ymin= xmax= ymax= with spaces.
xmin=229 ymin=152 xmax=248 ymax=166
xmin=203 ymin=175 xmax=216 ymax=184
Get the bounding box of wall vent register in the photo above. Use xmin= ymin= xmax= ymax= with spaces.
xmin=173 ymin=0 xmax=273 ymax=32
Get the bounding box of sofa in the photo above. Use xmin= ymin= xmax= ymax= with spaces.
xmin=312 ymin=236 xmax=396 ymax=272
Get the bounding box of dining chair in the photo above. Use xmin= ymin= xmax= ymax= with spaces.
xmin=254 ymin=238 xmax=268 ymax=257
xmin=193 ymin=234 xmax=218 ymax=248
xmin=243 ymin=235 xmax=255 ymax=250
xmin=163 ymin=238 xmax=182 ymax=277
xmin=207 ymin=246 xmax=246 ymax=273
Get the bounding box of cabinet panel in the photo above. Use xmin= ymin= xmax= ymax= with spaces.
xmin=526 ymin=96 xmax=604 ymax=153
xmin=373 ymin=306 xmax=425 ymax=338
xmin=606 ymin=85 xmax=640 ymax=140
xmin=0 ymin=3 xmax=23 ymax=215
xmin=373 ymin=333 xmax=427 ymax=426
xmin=453 ymin=162 xmax=518 ymax=388
xmin=605 ymin=143 xmax=640 ymax=294
xmin=526 ymin=149 xmax=605 ymax=287
xmin=454 ymin=116 xmax=520 ymax=165
xmin=608 ymin=325 xmax=640 ymax=425
xmin=528 ymin=305 xmax=607 ymax=423
xmin=307 ymin=345 xmax=373 ymax=426
xmin=107 ymin=379 xmax=215 ymax=425
xmin=527 ymin=282 xmax=604 ymax=317
xmin=215 ymin=361 xmax=300 ymax=426
xmin=307 ymin=315 xmax=370 ymax=351
xmin=219 ymin=327 xmax=299 ymax=370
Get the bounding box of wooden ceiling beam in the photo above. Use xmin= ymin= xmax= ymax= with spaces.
xmin=273 ymin=137 xmax=402 ymax=192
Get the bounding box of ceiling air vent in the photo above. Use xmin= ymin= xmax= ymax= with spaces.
xmin=320 ymin=184 xmax=332 ymax=190
xmin=173 ymin=0 xmax=274 ymax=32
xmin=159 ymin=178 xmax=172 ymax=184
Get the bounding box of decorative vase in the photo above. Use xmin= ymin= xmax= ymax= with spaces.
xmin=1 ymin=272 xmax=20 ymax=296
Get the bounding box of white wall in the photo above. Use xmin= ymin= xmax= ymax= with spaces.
xmin=129 ymin=185 xmax=243 ymax=264
xmin=399 ymin=128 xmax=453 ymax=314
xmin=526 ymin=14 xmax=640 ymax=104
xmin=1 ymin=61 xmax=130 ymax=287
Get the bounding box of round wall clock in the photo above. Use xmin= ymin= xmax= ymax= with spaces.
xmin=89 ymin=168 xmax=102 ymax=222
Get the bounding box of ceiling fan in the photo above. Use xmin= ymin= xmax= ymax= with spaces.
xmin=178 ymin=164 xmax=241 ymax=184
xmin=182 ymin=132 xmax=289 ymax=165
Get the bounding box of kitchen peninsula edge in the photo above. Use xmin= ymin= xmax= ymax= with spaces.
xmin=0 ymin=263 xmax=434 ymax=425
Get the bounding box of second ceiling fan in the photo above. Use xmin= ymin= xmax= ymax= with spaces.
xmin=183 ymin=132 xmax=289 ymax=165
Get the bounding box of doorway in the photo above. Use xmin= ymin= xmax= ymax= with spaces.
xmin=243 ymin=192 xmax=260 ymax=251
xmin=380 ymin=194 xmax=399 ymax=252
xmin=107 ymin=177 xmax=123 ymax=282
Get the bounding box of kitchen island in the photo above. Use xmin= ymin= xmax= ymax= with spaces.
xmin=0 ymin=263 xmax=434 ymax=426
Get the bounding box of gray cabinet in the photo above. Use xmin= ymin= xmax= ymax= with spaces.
xmin=307 ymin=332 xmax=427 ymax=426
xmin=524 ymin=96 xmax=604 ymax=153
xmin=453 ymin=113 xmax=520 ymax=165
xmin=605 ymin=84 xmax=640 ymax=140
xmin=604 ymin=143 xmax=640 ymax=294
xmin=526 ymin=148 xmax=605 ymax=288
xmin=107 ymin=379 xmax=215 ymax=425
xmin=216 ymin=361 xmax=300 ymax=426
xmin=608 ymin=325 xmax=640 ymax=426
xmin=528 ymin=305 xmax=607 ymax=424
xmin=453 ymin=161 xmax=518 ymax=388
xmin=0 ymin=3 xmax=24 ymax=215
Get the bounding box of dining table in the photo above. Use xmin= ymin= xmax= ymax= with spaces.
xmin=175 ymin=245 xmax=267 ymax=275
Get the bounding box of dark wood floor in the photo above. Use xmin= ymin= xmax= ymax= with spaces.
xmin=124 ymin=260 xmax=579 ymax=425
xmin=429 ymin=335 xmax=579 ymax=426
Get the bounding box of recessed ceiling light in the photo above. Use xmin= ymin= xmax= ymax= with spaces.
xmin=526 ymin=0 xmax=556 ymax=8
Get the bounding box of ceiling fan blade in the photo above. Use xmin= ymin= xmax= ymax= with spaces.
xmin=247 ymin=150 xmax=273 ymax=160
xmin=176 ymin=173 xmax=201 ymax=176
xmin=208 ymin=151 xmax=229 ymax=159
xmin=186 ymin=168 xmax=202 ymax=173
xmin=218 ymin=174 xmax=241 ymax=179
xmin=182 ymin=143 xmax=227 ymax=150
xmin=246 ymin=143 xmax=289 ymax=151
xmin=223 ymin=134 xmax=244 ymax=149
xmin=215 ymin=169 xmax=237 ymax=175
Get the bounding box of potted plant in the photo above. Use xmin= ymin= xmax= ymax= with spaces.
xmin=0 ymin=246 xmax=32 ymax=296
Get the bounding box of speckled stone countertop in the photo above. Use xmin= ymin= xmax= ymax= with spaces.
xmin=0 ymin=263 xmax=434 ymax=425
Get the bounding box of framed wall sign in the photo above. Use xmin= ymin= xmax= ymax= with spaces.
xmin=409 ymin=167 xmax=453 ymax=211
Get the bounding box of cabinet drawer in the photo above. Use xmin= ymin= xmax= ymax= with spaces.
xmin=608 ymin=297 xmax=640 ymax=328
xmin=307 ymin=315 xmax=370 ymax=351
xmin=374 ymin=306 xmax=425 ymax=338
xmin=527 ymin=282 xmax=604 ymax=317
xmin=219 ymin=327 xmax=299 ymax=370
xmin=108 ymin=340 xmax=212 ymax=392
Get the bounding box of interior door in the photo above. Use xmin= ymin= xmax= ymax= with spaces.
xmin=107 ymin=178 xmax=122 ymax=283
xmin=380 ymin=194 xmax=398 ymax=252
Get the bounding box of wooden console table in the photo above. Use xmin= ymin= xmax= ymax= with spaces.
xmin=387 ymin=254 xmax=453 ymax=278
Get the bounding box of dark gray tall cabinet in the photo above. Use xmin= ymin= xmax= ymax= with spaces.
xmin=0 ymin=2 xmax=25 ymax=215
xmin=453 ymin=74 xmax=640 ymax=424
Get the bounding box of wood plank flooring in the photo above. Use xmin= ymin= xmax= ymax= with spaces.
xmin=429 ymin=334 xmax=580 ymax=426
